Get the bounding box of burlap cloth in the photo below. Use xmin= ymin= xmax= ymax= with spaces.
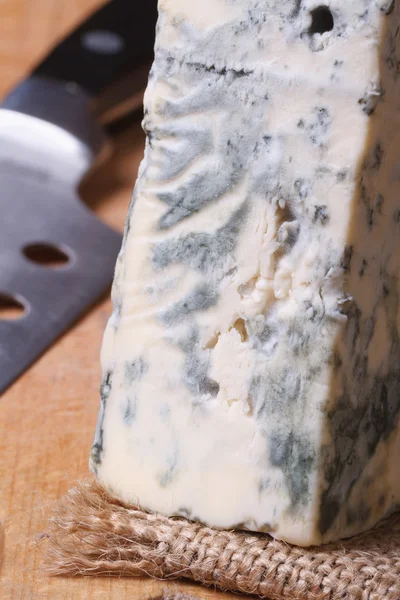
xmin=41 ymin=481 xmax=400 ymax=600
xmin=152 ymin=594 xmax=198 ymax=600
xmin=152 ymin=594 xmax=197 ymax=599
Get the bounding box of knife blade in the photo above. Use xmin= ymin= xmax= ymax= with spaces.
xmin=0 ymin=0 xmax=158 ymax=394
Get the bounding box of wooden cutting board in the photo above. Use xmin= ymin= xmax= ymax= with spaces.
xmin=0 ymin=2 xmax=244 ymax=598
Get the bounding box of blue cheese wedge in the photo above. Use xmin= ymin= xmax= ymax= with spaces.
xmin=90 ymin=0 xmax=400 ymax=546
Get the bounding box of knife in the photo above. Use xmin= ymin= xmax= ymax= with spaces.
xmin=0 ymin=0 xmax=158 ymax=394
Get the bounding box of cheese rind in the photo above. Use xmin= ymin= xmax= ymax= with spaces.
xmin=91 ymin=0 xmax=400 ymax=546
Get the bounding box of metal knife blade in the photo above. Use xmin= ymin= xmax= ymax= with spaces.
xmin=0 ymin=0 xmax=158 ymax=394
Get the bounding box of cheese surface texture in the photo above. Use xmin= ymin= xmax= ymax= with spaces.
xmin=91 ymin=0 xmax=400 ymax=546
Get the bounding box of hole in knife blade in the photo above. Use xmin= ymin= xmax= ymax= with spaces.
xmin=0 ymin=293 xmax=27 ymax=321
xmin=23 ymin=243 xmax=70 ymax=268
xmin=81 ymin=30 xmax=125 ymax=55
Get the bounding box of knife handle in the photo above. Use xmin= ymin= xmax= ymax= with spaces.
xmin=33 ymin=0 xmax=158 ymax=98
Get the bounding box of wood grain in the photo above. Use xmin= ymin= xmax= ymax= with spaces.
xmin=0 ymin=2 xmax=244 ymax=598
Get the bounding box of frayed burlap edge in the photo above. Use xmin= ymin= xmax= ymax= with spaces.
xmin=39 ymin=481 xmax=400 ymax=600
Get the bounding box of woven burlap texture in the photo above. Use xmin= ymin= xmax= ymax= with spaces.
xmin=152 ymin=593 xmax=197 ymax=600
xmin=41 ymin=481 xmax=400 ymax=600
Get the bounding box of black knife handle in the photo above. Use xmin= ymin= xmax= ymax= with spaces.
xmin=33 ymin=0 xmax=158 ymax=98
